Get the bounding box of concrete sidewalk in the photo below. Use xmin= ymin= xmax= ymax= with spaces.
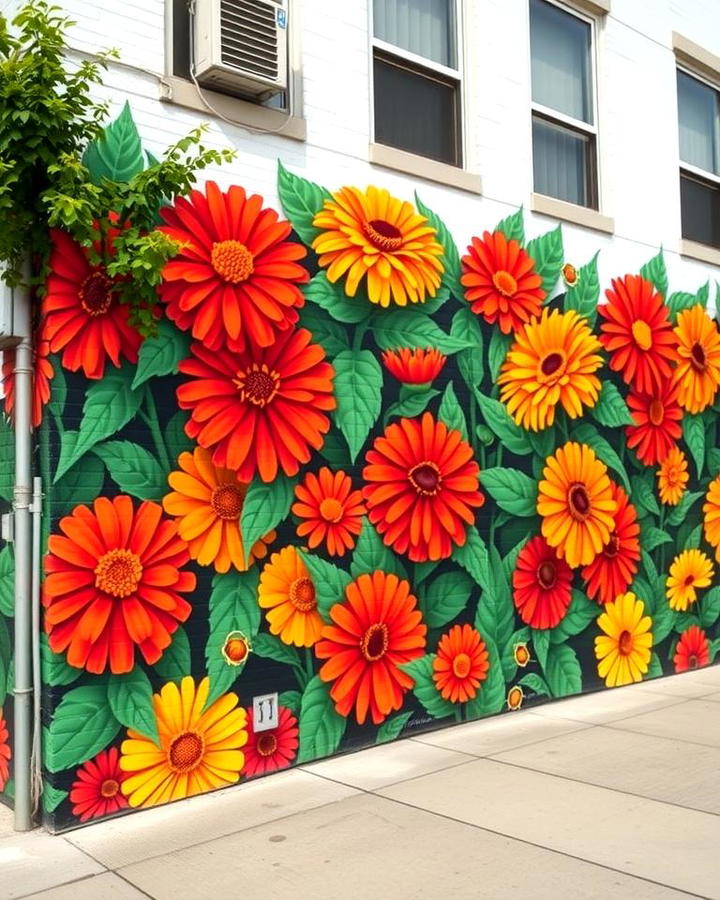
xmin=3 ymin=666 xmax=720 ymax=900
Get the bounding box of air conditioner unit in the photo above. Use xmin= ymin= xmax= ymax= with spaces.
xmin=193 ymin=0 xmax=288 ymax=100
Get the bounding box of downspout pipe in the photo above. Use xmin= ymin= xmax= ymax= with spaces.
xmin=12 ymin=261 xmax=34 ymax=832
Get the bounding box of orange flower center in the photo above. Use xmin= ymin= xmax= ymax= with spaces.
xmin=618 ymin=630 xmax=634 ymax=656
xmin=211 ymin=483 xmax=245 ymax=520
xmin=666 ymin=465 xmax=679 ymax=485
xmin=540 ymin=351 xmax=564 ymax=377
xmin=289 ymin=577 xmax=317 ymax=612
xmin=452 ymin=652 xmax=472 ymax=679
xmin=648 ymin=399 xmax=665 ymax=426
xmin=603 ymin=534 xmax=621 ymax=559
xmin=514 ymin=644 xmax=530 ymax=666
xmin=567 ymin=483 xmax=591 ymax=521
xmin=224 ymin=636 xmax=249 ymax=664
xmin=690 ymin=341 xmax=707 ymax=372
xmin=256 ymin=732 xmax=278 ymax=757
xmin=537 ymin=560 xmax=557 ymax=589
xmin=168 ymin=731 xmax=205 ymax=772
xmin=631 ymin=320 xmax=653 ymax=351
xmin=234 ymin=363 xmax=280 ymax=407
xmin=100 ymin=778 xmax=120 ymax=798
xmin=508 ymin=687 xmax=523 ymax=709
xmin=363 ymin=218 xmax=403 ymax=252
xmin=688 ymin=653 xmax=699 ymax=669
xmin=319 ymin=497 xmax=344 ymax=522
xmin=79 ymin=272 xmax=113 ymax=316
xmin=360 ymin=622 xmax=389 ymax=662
xmin=562 ymin=263 xmax=578 ymax=285
xmin=211 ymin=240 xmax=254 ymax=283
xmin=409 ymin=461 xmax=441 ymax=496
xmin=492 ymin=269 xmax=517 ymax=297
xmin=94 ymin=549 xmax=143 ymax=598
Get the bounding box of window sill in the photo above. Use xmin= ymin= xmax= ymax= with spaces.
xmin=369 ymin=144 xmax=483 ymax=195
xmin=160 ymin=75 xmax=307 ymax=142
xmin=673 ymin=32 xmax=720 ymax=84
xmin=571 ymin=0 xmax=611 ymax=16
xmin=531 ymin=193 xmax=615 ymax=234
xmin=680 ymin=239 xmax=720 ymax=266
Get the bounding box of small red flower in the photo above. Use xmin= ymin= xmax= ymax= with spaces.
xmin=69 ymin=747 xmax=128 ymax=822
xmin=582 ymin=484 xmax=641 ymax=606
xmin=512 ymin=536 xmax=573 ymax=629
xmin=626 ymin=378 xmax=683 ymax=465
xmin=243 ymin=706 xmax=299 ymax=777
xmin=0 ymin=708 xmax=10 ymax=792
xmin=433 ymin=624 xmax=489 ymax=703
xmin=674 ymin=625 xmax=711 ymax=673
xmin=381 ymin=348 xmax=446 ymax=386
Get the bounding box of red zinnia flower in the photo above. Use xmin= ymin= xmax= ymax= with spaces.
xmin=316 ymin=571 xmax=427 ymax=724
xmin=242 ymin=705 xmax=299 ymax=777
xmin=0 ymin=708 xmax=10 ymax=792
xmin=460 ymin=230 xmax=545 ymax=334
xmin=674 ymin=625 xmax=711 ymax=673
xmin=598 ymin=275 xmax=678 ymax=394
xmin=42 ymin=226 xmax=142 ymax=380
xmin=69 ymin=747 xmax=128 ymax=823
xmin=381 ymin=347 xmax=446 ymax=386
xmin=177 ymin=327 xmax=335 ymax=483
xmin=626 ymin=378 xmax=683 ymax=465
xmin=291 ymin=467 xmax=366 ymax=557
xmin=43 ymin=496 xmax=196 ymax=674
xmin=582 ymin=484 xmax=640 ymax=606
xmin=512 ymin=535 xmax=573 ymax=629
xmin=433 ymin=624 xmax=490 ymax=703
xmin=2 ymin=330 xmax=54 ymax=428
xmin=159 ymin=181 xmax=308 ymax=352
xmin=362 ymin=412 xmax=484 ymax=563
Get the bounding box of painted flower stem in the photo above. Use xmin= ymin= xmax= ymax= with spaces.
xmin=304 ymin=647 xmax=315 ymax=684
xmin=141 ymin=387 xmax=172 ymax=472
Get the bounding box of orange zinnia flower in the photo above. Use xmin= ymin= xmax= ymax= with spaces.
xmin=381 ymin=348 xmax=447 ymax=386
xmin=159 ymin=182 xmax=308 ymax=352
xmin=703 ymin=473 xmax=720 ymax=559
xmin=0 ymin=709 xmax=10 ymax=792
xmin=673 ymin=305 xmax=720 ymax=413
xmin=674 ymin=625 xmax=710 ymax=672
xmin=432 ymin=624 xmax=489 ymax=703
xmin=291 ymin=467 xmax=365 ymax=557
xmin=461 ymin=230 xmax=545 ymax=334
xmin=258 ymin=546 xmax=324 ymax=647
xmin=70 ymin=747 xmax=129 ymax=823
xmin=658 ymin=447 xmax=688 ymax=506
xmin=2 ymin=329 xmax=54 ymax=428
xmin=537 ymin=442 xmax=618 ymax=569
xmin=43 ymin=496 xmax=196 ymax=674
xmin=362 ymin=412 xmax=485 ymax=562
xmin=42 ymin=227 xmax=142 ymax=380
xmin=512 ymin=535 xmax=573 ymax=629
xmin=162 ymin=447 xmax=275 ymax=573
xmin=316 ymin=571 xmax=427 ymax=724
xmin=177 ymin=327 xmax=335 ymax=483
xmin=598 ymin=275 xmax=677 ymax=395
xmin=582 ymin=484 xmax=640 ymax=606
xmin=625 ymin=378 xmax=683 ymax=465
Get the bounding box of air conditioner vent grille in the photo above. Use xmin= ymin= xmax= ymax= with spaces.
xmin=219 ymin=0 xmax=279 ymax=79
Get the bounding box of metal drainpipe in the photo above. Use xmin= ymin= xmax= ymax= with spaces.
xmin=12 ymin=263 xmax=34 ymax=832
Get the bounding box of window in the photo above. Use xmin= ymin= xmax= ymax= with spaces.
xmin=677 ymin=69 xmax=720 ymax=248
xmin=529 ymin=0 xmax=598 ymax=209
xmin=371 ymin=0 xmax=462 ymax=167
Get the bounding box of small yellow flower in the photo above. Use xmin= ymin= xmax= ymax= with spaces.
xmin=657 ymin=447 xmax=688 ymax=506
xmin=507 ymin=686 xmax=524 ymax=710
xmin=666 ymin=549 xmax=714 ymax=611
xmin=594 ymin=592 xmax=653 ymax=688
xmin=513 ymin=643 xmax=531 ymax=667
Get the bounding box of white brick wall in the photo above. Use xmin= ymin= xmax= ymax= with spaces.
xmin=47 ymin=0 xmax=720 ymax=297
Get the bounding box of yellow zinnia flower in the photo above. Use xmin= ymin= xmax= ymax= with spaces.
xmin=537 ymin=442 xmax=618 ymax=568
xmin=703 ymin=474 xmax=720 ymax=561
xmin=666 ymin=548 xmax=714 ymax=611
xmin=657 ymin=447 xmax=688 ymax=506
xmin=258 ymin=546 xmax=323 ymax=647
xmin=311 ymin=185 xmax=444 ymax=307
xmin=120 ymin=676 xmax=247 ymax=809
xmin=594 ymin=592 xmax=653 ymax=687
xmin=162 ymin=447 xmax=275 ymax=573
xmin=673 ymin=304 xmax=720 ymax=413
xmin=498 ymin=308 xmax=603 ymax=431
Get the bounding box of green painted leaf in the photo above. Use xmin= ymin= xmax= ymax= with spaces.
xmin=54 ymin=364 xmax=143 ymax=481
xmin=279 ymin=690 xmax=302 ymax=714
xmin=252 ymin=633 xmax=303 ymax=671
xmin=570 ymin=422 xmax=630 ymax=491
xmin=301 ymin=552 xmax=352 ymax=622
xmin=83 ymin=101 xmax=144 ymax=183
xmin=473 ymin=542 xmax=514 ymax=652
xmin=452 ymin=306 xmax=484 ymax=392
xmin=683 ymin=413 xmax=705 ymax=478
xmin=241 ymin=475 xmax=296 ymax=552
xmin=40 ymin=633 xmax=82 ymax=687
xmin=641 ymin=526 xmax=672 ymax=553
xmin=0 ymin=616 xmax=10 ymax=707
xmin=297 ymin=675 xmax=346 ymax=763
xmin=304 ymin=271 xmax=371 ymax=323
xmin=371 ymin=310 xmax=473 ymax=354
xmin=384 ymin=389 xmax=440 ymax=425
xmin=333 ymin=349 xmax=383 ymax=462
xmin=131 ymin=320 xmax=190 ymax=389
xmin=700 ymin=586 xmax=720 ymax=629
xmin=647 ymin=652 xmax=664 ymax=679
xmin=466 ymin=637 xmax=505 ymax=717
xmin=420 ymin=571 xmax=473 ymax=628
xmin=0 ymin=415 xmax=14 ymax=504
xmin=107 ymin=668 xmax=160 ymax=743
xmin=453 ymin=525 xmax=491 ymax=593
xmin=47 ymin=362 xmax=67 ymax=422
xmin=518 ymin=672 xmax=551 ymax=697
xmin=44 ymin=684 xmax=121 ymax=773
xmin=666 ymin=490 xmax=703 ymax=527
xmin=297 ymin=303 xmax=349 ymax=357
xmin=591 ymin=382 xmax=633 ymax=428
xmin=683 ymin=523 xmax=702 ymax=549
xmin=550 ymin=590 xmax=598 ymax=643
xmin=277 ymin=160 xmax=332 ymax=245
xmin=564 ymin=252 xmax=599 ymax=326
xmin=640 ymin=250 xmax=668 ymax=300
xmin=526 ymin=225 xmax=563 ymax=298
xmin=41 ymin=783 xmax=68 ymax=815
xmin=706 ymin=446 xmax=720 ymax=477
xmin=488 ymin=330 xmax=511 ymax=382
xmin=632 ymin=472 xmax=660 ymax=518
xmin=351 ymin=519 xmax=408 ymax=581
xmin=526 ymin=426 xmax=556 ymax=460
xmin=667 ymin=291 xmax=697 ymax=321
xmin=376 ymin=711 xmax=412 ymax=744
xmin=318 ymin=429 xmax=350 ymax=468
xmin=544 ymin=643 xmax=582 ymax=698
xmin=53 ymin=431 xmax=107 ymax=517
xmin=415 ymin=193 xmax=462 ymax=300
xmin=532 ymin=627 xmax=550 ymax=670
xmin=437 ymin=381 xmax=467 ymax=440
xmin=501 ymin=625 xmax=531 ymax=681
xmin=153 ymin=626 xmax=191 ymax=682
xmin=495 ymin=207 xmax=524 ymax=245
xmin=402 ymin=654 xmax=454 ymax=719
xmin=476 ymin=392 xmax=532 ymax=456
xmin=652 ymin=600 xmax=676 ymax=645
xmin=165 ymin=411 xmax=193 ymax=462
xmin=92 ymin=440 xmax=166 ymax=500
xmin=206 ymin=569 xmax=261 ymax=703
xmin=0 ymin=545 xmax=13 ymax=617
xmin=480 ymin=467 xmax=537 ymax=516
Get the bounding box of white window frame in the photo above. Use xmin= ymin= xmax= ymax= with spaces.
xmin=529 ymin=0 xmax=601 ymax=212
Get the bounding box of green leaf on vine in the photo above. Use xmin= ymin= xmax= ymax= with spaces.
xmin=44 ymin=684 xmax=121 ymax=773
xmin=475 ymin=392 xmax=533 ymax=456
xmin=495 ymin=207 xmax=525 ymax=245
xmin=682 ymin=413 xmax=705 ymax=478
xmin=241 ymin=475 xmax=296 ymax=553
xmin=333 ymin=349 xmax=383 ymax=462
xmin=351 ymin=519 xmax=408 ymax=581
xmin=640 ymin=249 xmax=668 ymax=300
xmin=304 ymin=271 xmax=371 ymax=324
xmin=526 ymin=225 xmax=563 ymax=298
xmin=438 ymin=381 xmax=468 ymax=440
xmin=371 ymin=309 xmax=474 ymax=354
xmin=420 ymin=571 xmax=473 ymax=628
xmin=301 ymin=552 xmax=352 ymax=622
xmin=131 ymin=319 xmax=190 ymax=389
xmin=401 ymin=654 xmax=454 ymax=720
xmin=107 ymin=668 xmax=159 ymax=743
xmin=277 ymin=160 xmax=331 ymax=245
xmin=92 ymin=440 xmax=166 ymax=500
xmin=297 ymin=675 xmax=346 ymax=763
xmin=415 ymin=192 xmax=462 ymax=301
xmin=376 ymin=711 xmax=412 ymax=744
xmin=564 ymin=252 xmax=600 ymax=325
xmin=591 ymin=382 xmax=633 ymax=428
xmin=83 ymin=101 xmax=145 ymax=183
xmin=480 ymin=467 xmax=537 ymax=517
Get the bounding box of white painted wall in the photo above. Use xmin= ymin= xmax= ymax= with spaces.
xmin=47 ymin=0 xmax=720 ymax=297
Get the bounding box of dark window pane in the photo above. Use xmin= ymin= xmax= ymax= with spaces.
xmin=173 ymin=0 xmax=191 ymax=79
xmin=374 ymin=54 xmax=461 ymax=166
xmin=532 ymin=115 xmax=596 ymax=208
xmin=681 ymin=173 xmax=720 ymax=247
